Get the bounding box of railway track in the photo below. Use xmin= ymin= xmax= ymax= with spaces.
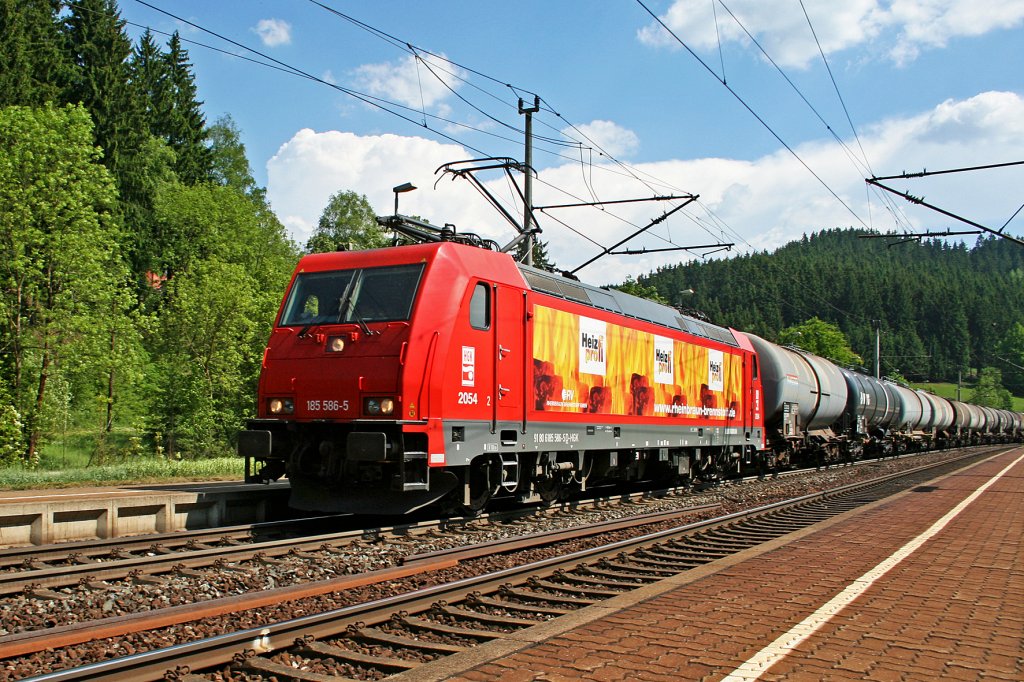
xmin=8 ymin=445 xmax=1001 ymax=682
xmin=0 ymin=485 xmax=707 ymax=598
xmin=0 ymin=448 xmax=932 ymax=603
xmin=0 ymin=446 xmax=923 ymax=592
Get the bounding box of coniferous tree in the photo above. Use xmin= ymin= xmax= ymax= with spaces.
xmin=0 ymin=0 xmax=67 ymax=106
xmin=129 ymin=29 xmax=170 ymax=133
xmin=637 ymin=229 xmax=1023 ymax=387
xmin=514 ymin=238 xmax=556 ymax=271
xmin=63 ymin=0 xmax=161 ymax=284
xmin=62 ymin=0 xmax=143 ymax=174
xmin=160 ymin=32 xmax=211 ymax=184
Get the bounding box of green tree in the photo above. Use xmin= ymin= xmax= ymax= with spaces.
xmin=969 ymin=367 xmax=1013 ymax=410
xmin=614 ymin=276 xmax=669 ymax=304
xmin=129 ymin=29 xmax=171 ymax=135
xmin=158 ymin=32 xmax=210 ymax=184
xmin=0 ymin=377 xmax=24 ymax=466
xmin=997 ymin=322 xmax=1024 ymax=396
xmin=152 ymin=260 xmax=262 ymax=456
xmin=0 ymin=104 xmax=127 ymax=463
xmin=778 ymin=317 xmax=863 ymax=366
xmin=63 ymin=0 xmax=143 ymax=174
xmin=0 ymin=0 xmax=67 ymax=107
xmin=306 ymin=190 xmax=389 ymax=253
xmin=208 ymin=114 xmax=259 ymax=197
xmin=151 ymin=182 xmax=295 ymax=282
xmin=147 ymin=182 xmax=297 ymax=455
xmin=514 ymin=237 xmax=556 ymax=270
xmin=63 ymin=0 xmax=161 ymax=284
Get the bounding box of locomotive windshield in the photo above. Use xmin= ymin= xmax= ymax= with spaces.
xmin=278 ymin=263 xmax=425 ymax=327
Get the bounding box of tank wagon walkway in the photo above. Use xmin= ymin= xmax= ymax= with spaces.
xmin=404 ymin=446 xmax=1024 ymax=681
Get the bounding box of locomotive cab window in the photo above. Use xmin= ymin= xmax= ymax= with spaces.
xmin=469 ymin=282 xmax=491 ymax=330
xmin=278 ymin=263 xmax=425 ymax=326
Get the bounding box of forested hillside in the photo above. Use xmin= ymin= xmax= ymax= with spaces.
xmin=636 ymin=229 xmax=1024 ymax=393
xmin=1 ymin=1 xmax=299 ymax=465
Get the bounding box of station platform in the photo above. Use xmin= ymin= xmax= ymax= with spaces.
xmin=415 ymin=446 xmax=1024 ymax=681
xmin=0 ymin=480 xmax=289 ymax=547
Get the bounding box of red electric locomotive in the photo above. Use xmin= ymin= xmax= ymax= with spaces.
xmin=238 ymin=230 xmax=765 ymax=514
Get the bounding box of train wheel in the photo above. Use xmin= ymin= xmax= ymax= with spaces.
xmin=534 ymin=452 xmax=568 ymax=504
xmin=465 ymin=455 xmax=502 ymax=513
xmin=534 ymin=474 xmax=564 ymax=504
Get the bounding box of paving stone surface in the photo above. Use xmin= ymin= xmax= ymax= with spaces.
xmin=439 ymin=447 xmax=1024 ymax=681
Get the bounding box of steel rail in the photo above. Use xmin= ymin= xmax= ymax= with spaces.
xmin=0 ymin=503 xmax=719 ymax=659
xmin=0 ymin=479 xmax=708 ymax=595
xmin=20 ymin=446 xmax=1003 ymax=682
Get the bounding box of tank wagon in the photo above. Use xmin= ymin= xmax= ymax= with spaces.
xmin=739 ymin=333 xmax=1021 ymax=464
xmin=238 ymin=239 xmax=1023 ymax=514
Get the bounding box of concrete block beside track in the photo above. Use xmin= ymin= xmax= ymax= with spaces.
xmin=0 ymin=481 xmax=289 ymax=547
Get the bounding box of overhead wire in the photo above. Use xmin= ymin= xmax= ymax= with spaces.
xmin=713 ymin=0 xmax=912 ymax=231
xmin=304 ymin=0 xmax=725 ymax=258
xmin=126 ymin=0 xmax=910 ymax=357
xmin=629 ymin=1 xmax=923 ymax=330
xmin=132 ymin=0 xmax=894 ymax=295
xmin=305 ymin=1 xmax=731 ymax=239
xmin=130 ymin=1 xmax=508 ymax=156
xmin=635 ymin=0 xmax=870 ymax=232
xmin=310 ymin=0 xmax=764 ymax=265
xmin=310 ymin=0 xmax=691 ymax=239
xmin=793 ymin=0 xmax=915 ymax=233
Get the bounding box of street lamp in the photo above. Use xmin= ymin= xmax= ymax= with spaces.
xmin=393 ymin=182 xmax=416 ymax=215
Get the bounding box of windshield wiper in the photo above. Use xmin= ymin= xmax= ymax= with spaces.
xmin=353 ymin=312 xmax=374 ymax=336
xmin=336 ymin=274 xmax=375 ymax=336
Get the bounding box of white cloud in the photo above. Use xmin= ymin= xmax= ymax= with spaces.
xmin=266 ymin=129 xmax=482 ymax=246
xmin=253 ymin=18 xmax=292 ymax=47
xmin=638 ymin=1 xmax=1024 ymax=67
xmin=564 ymin=120 xmax=641 ymax=158
xmin=266 ymin=92 xmax=1024 ymax=283
xmin=352 ymin=53 xmax=468 ymax=109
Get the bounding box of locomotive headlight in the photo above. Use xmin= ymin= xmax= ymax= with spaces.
xmin=268 ymin=397 xmax=294 ymax=415
xmin=326 ymin=336 xmax=346 ymax=353
xmin=364 ymin=397 xmax=395 ymax=416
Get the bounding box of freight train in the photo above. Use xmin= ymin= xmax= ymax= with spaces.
xmin=238 ymin=226 xmax=1023 ymax=514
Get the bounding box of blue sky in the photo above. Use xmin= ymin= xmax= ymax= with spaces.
xmin=120 ymin=1 xmax=1024 ymax=282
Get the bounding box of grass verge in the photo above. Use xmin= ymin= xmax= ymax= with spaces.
xmin=0 ymin=457 xmax=244 ymax=490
